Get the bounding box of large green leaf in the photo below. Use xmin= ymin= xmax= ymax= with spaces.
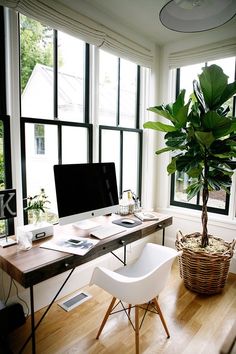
xmin=175 ymin=155 xmax=196 ymax=172
xmin=147 ymin=106 xmax=173 ymax=122
xmin=188 ymin=107 xmax=201 ymax=128
xmin=172 ymin=90 xmax=185 ymax=116
xmin=143 ymin=121 xmax=177 ymax=132
xmin=193 ymin=79 xmax=208 ymax=114
xmin=208 ymin=161 xmax=234 ymax=176
xmin=199 ymin=65 xmax=228 ymax=109
xmin=228 ymin=119 xmax=236 ymax=134
xmin=147 ymin=91 xmax=189 ymax=128
xmin=195 ymin=131 xmax=215 ymax=148
xmin=165 ymin=131 xmax=186 ymax=148
xmin=210 ymin=140 xmax=231 ymax=155
xmin=186 ymin=181 xmax=202 ymax=201
xmin=207 ymin=173 xmax=232 ymax=192
xmin=203 ymin=111 xmax=232 ymax=138
xmin=187 ymin=166 xmax=202 ymax=178
xmin=155 ymin=147 xmax=175 ymax=155
xmin=174 ymin=102 xmax=190 ymax=128
xmin=216 ymin=81 xmax=236 ymax=108
xmin=167 ymin=158 xmax=177 ymax=174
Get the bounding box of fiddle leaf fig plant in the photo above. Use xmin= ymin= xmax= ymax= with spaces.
xmin=144 ymin=64 xmax=236 ymax=248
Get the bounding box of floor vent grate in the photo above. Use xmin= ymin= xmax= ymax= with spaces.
xmin=58 ymin=291 xmax=92 ymax=312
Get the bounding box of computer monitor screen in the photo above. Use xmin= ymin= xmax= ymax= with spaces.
xmin=53 ymin=162 xmax=119 ymax=226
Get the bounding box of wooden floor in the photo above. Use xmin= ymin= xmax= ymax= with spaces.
xmin=7 ymin=261 xmax=236 ymax=354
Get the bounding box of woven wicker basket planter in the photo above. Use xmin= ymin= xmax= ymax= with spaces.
xmin=175 ymin=232 xmax=235 ymax=295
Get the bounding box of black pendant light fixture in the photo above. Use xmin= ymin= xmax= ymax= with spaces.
xmin=159 ymin=0 xmax=236 ymax=33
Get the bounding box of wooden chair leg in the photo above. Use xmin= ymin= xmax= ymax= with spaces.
xmin=135 ymin=305 xmax=140 ymax=354
xmin=152 ymin=297 xmax=170 ymax=338
xmin=96 ymin=297 xmax=116 ymax=339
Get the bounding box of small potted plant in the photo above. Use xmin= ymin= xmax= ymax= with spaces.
xmin=24 ymin=188 xmax=50 ymax=225
xmin=144 ymin=64 xmax=236 ymax=294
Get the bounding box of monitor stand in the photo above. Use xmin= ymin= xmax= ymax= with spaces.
xmin=72 ymin=219 xmax=100 ymax=230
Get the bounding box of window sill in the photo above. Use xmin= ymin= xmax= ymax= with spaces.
xmin=158 ymin=206 xmax=236 ymax=230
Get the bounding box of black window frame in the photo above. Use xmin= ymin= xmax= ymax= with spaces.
xmin=99 ymin=60 xmax=143 ymax=199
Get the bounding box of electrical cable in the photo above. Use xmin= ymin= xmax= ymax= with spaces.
xmin=4 ymin=278 xmax=13 ymax=305
xmin=12 ymin=279 xmax=29 ymax=318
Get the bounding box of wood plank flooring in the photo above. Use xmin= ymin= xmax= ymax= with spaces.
xmin=7 ymin=261 xmax=236 ymax=354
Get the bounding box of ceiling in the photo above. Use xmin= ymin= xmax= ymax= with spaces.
xmin=61 ymin=0 xmax=236 ymax=46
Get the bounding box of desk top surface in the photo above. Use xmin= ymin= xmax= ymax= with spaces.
xmin=0 ymin=213 xmax=172 ymax=288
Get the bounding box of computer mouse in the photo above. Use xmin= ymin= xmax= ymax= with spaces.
xmin=121 ymin=219 xmax=135 ymax=224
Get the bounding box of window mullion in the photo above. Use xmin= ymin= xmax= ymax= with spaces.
xmin=136 ymin=66 xmax=140 ymax=129
xmin=53 ymin=29 xmax=58 ymax=119
xmin=117 ymin=58 xmax=120 ymax=126
xmin=120 ymin=129 xmax=123 ymax=193
xmin=84 ymin=43 xmax=90 ymax=124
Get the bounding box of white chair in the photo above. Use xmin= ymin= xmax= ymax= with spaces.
xmin=90 ymin=243 xmax=182 ymax=354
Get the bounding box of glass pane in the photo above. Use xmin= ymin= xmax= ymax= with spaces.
xmin=122 ymin=132 xmax=139 ymax=195
xmin=179 ymin=63 xmax=204 ymax=100
xmin=58 ymin=32 xmax=85 ymax=122
xmin=25 ymin=123 xmax=58 ymax=223
xmin=62 ymin=126 xmax=88 ymax=164
xmin=34 ymin=124 xmax=45 ymax=155
xmin=100 ymin=129 xmax=121 ymax=195
xmin=200 ymin=190 xmax=226 ymax=210
xmin=98 ymin=50 xmax=118 ymax=126
xmin=20 ymin=15 xmax=54 ymax=119
xmin=119 ymin=59 xmax=137 ymax=128
xmin=173 ymin=172 xmax=197 ymax=204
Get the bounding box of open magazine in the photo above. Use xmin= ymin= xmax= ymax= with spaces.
xmin=40 ymin=236 xmax=99 ymax=256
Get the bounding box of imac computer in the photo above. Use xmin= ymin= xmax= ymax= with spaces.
xmin=53 ymin=162 xmax=119 ymax=228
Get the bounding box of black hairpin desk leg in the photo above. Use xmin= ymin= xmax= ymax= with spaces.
xmin=19 ymin=268 xmax=75 ymax=353
xmin=30 ymin=286 xmax=36 ymax=354
xmin=162 ymin=228 xmax=165 ymax=246
xmin=19 ymin=286 xmax=36 ymax=354
xmin=111 ymin=240 xmax=127 ymax=266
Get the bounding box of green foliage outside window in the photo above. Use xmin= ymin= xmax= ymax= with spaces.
xmin=20 ymin=15 xmax=53 ymax=92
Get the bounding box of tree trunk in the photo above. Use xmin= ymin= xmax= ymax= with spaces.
xmin=201 ymin=186 xmax=209 ymax=247
xmin=201 ymin=149 xmax=209 ymax=248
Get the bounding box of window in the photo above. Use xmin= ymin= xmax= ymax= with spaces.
xmin=171 ymin=57 xmax=236 ymax=215
xmin=19 ymin=15 xmax=92 ymax=224
xmin=18 ymin=15 xmax=146 ymax=224
xmin=98 ymin=50 xmax=143 ymax=198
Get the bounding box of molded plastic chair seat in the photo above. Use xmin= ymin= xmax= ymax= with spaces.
xmin=90 ymin=243 xmax=182 ymax=354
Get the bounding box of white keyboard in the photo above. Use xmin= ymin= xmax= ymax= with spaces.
xmin=90 ymin=224 xmax=125 ymax=239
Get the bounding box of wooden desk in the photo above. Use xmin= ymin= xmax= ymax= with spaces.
xmin=0 ymin=213 xmax=172 ymax=353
